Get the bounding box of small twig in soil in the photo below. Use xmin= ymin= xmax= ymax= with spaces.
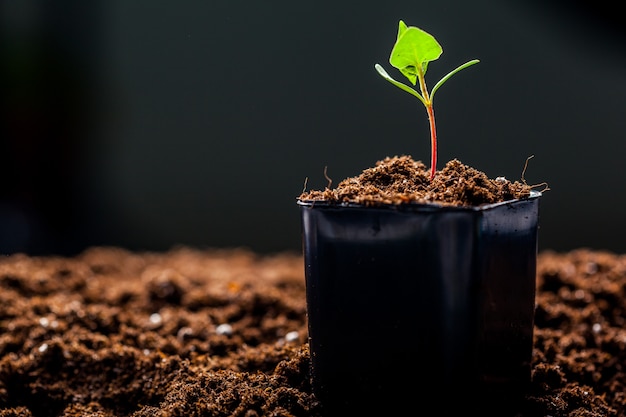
xmin=521 ymin=155 xmax=534 ymax=185
xmin=323 ymin=166 xmax=333 ymax=189
xmin=521 ymin=154 xmax=550 ymax=193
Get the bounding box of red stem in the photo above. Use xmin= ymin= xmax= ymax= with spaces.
xmin=426 ymin=104 xmax=437 ymax=180
xmin=418 ymin=68 xmax=437 ymax=181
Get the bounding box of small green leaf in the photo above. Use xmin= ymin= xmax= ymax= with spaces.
xmin=389 ymin=26 xmax=442 ymax=85
xmin=430 ymin=59 xmax=480 ymax=102
xmin=374 ymin=64 xmax=426 ymax=105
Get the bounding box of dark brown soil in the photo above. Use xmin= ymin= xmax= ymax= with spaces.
xmin=298 ymin=155 xmax=536 ymax=206
xmin=0 ymin=246 xmax=624 ymax=416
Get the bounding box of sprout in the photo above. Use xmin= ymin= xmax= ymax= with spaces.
xmin=375 ymin=20 xmax=479 ymax=180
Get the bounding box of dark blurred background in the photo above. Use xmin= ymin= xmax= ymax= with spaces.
xmin=1 ymin=0 xmax=624 ymax=256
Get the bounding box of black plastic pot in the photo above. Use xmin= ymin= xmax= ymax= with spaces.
xmin=298 ymin=191 xmax=541 ymax=415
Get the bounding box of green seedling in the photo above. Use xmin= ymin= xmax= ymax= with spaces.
xmin=375 ymin=21 xmax=479 ymax=180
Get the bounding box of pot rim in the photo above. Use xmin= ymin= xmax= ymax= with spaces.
xmin=297 ymin=190 xmax=541 ymax=212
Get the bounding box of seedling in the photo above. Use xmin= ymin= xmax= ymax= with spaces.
xmin=375 ymin=21 xmax=479 ymax=180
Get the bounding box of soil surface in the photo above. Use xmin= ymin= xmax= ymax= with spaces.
xmin=0 ymin=246 xmax=624 ymax=416
xmin=298 ymin=155 xmax=537 ymax=206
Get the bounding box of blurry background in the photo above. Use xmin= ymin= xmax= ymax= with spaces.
xmin=1 ymin=0 xmax=624 ymax=256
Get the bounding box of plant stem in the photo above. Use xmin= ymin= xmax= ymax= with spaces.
xmin=426 ymin=104 xmax=437 ymax=180
xmin=417 ymin=68 xmax=437 ymax=180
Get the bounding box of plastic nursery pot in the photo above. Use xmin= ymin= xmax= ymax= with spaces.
xmin=298 ymin=191 xmax=541 ymax=415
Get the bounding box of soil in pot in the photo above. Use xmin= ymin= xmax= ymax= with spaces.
xmin=298 ymin=155 xmax=537 ymax=206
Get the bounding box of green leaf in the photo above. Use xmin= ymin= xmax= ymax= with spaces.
xmin=389 ymin=25 xmax=442 ymax=86
xmin=430 ymin=59 xmax=480 ymax=102
xmin=374 ymin=64 xmax=426 ymax=105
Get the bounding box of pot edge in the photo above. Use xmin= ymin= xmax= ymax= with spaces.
xmin=296 ymin=190 xmax=541 ymax=212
